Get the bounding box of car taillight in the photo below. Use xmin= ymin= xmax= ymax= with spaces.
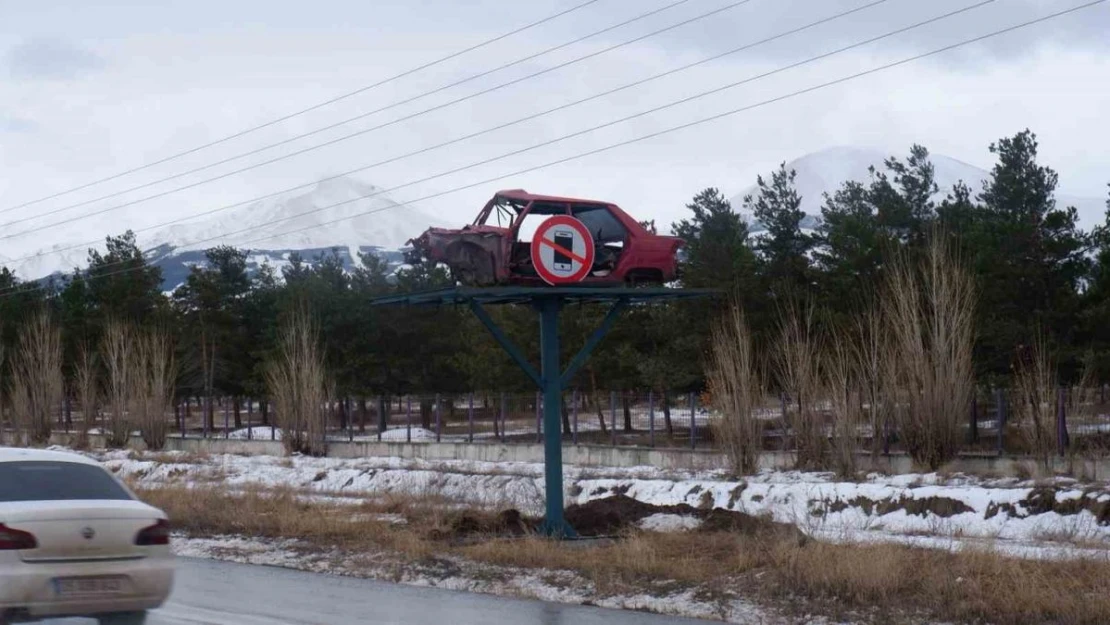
xmin=134 ymin=519 xmax=171 ymax=546
xmin=0 ymin=524 xmax=37 ymax=550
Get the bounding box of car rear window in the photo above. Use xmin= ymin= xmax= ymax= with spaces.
xmin=0 ymin=461 xmax=133 ymax=502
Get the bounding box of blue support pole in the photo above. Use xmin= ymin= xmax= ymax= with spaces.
xmin=536 ymin=296 xmax=574 ymax=538
xmin=406 ymin=396 xmax=412 ymax=443
xmin=648 ymin=390 xmax=655 ymax=448
xmin=610 ymin=391 xmax=617 ymax=447
xmin=468 ymin=392 xmax=474 ymax=444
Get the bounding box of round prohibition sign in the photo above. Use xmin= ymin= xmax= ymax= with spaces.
xmin=530 ymin=215 xmax=595 ymax=285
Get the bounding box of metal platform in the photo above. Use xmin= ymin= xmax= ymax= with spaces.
xmin=370 ymin=285 xmax=718 ymax=307
xmin=372 ymin=285 xmax=718 ymax=537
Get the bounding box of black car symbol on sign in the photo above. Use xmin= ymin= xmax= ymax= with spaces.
xmin=81 ymin=527 xmax=95 ymax=540
xmin=552 ymin=229 xmax=574 ymax=273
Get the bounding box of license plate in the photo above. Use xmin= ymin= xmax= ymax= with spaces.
xmin=53 ymin=576 xmax=125 ymax=596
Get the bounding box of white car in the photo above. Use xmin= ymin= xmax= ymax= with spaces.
xmin=0 ymin=448 xmax=174 ymax=624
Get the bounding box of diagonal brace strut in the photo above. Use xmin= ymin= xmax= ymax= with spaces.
xmin=469 ymin=300 xmax=542 ymax=388
xmin=560 ymin=299 xmax=627 ymax=387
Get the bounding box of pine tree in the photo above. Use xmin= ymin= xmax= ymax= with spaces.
xmin=974 ymin=129 xmax=1090 ymax=379
xmin=744 ymin=163 xmax=813 ymax=300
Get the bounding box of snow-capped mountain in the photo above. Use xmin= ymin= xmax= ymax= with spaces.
xmin=731 ymin=146 xmax=1105 ymax=234
xmin=4 ymin=176 xmax=445 ymax=291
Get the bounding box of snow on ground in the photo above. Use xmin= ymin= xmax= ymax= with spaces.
xmin=379 ymin=427 xmax=438 ymax=442
xmin=83 ymin=448 xmax=1110 ymax=561
xmin=228 ymin=426 xmax=283 ymax=441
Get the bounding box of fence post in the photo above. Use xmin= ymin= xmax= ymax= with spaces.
xmin=223 ymin=398 xmax=229 ymax=439
xmin=406 ymin=396 xmax=412 ymax=443
xmin=648 ymin=390 xmax=655 ymax=448
xmin=610 ymin=391 xmax=617 ymax=447
xmin=499 ymin=392 xmax=506 ymax=443
xmin=968 ymin=393 xmax=979 ymax=445
xmin=689 ymin=392 xmax=697 ymax=450
xmin=535 ymin=391 xmax=542 ymax=443
xmin=995 ymin=388 xmax=1006 ymax=455
xmin=246 ymin=399 xmax=253 ymax=441
xmin=572 ymin=389 xmax=579 ymax=445
xmin=435 ymin=393 xmax=441 ymax=443
xmin=468 ymin=392 xmax=474 ymax=444
xmin=779 ymin=393 xmax=788 ymax=452
xmin=1057 ymin=386 xmax=1068 ymax=457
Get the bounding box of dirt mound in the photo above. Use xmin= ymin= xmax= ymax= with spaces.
xmin=985 ymin=486 xmax=1110 ymax=525
xmin=435 ymin=509 xmax=535 ymax=540
xmin=565 ymin=495 xmax=805 ymax=541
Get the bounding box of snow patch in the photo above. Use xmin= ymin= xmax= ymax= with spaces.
xmin=638 ymin=513 xmax=703 ymax=532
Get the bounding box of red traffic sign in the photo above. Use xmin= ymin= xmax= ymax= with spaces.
xmin=530 ymin=215 xmax=596 ymax=285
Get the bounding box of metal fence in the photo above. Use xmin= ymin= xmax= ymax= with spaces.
xmin=26 ymin=386 xmax=1110 ymax=457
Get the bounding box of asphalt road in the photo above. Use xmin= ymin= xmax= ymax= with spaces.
xmin=47 ymin=557 xmax=711 ymax=625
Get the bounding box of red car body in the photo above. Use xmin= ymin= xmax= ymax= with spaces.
xmin=406 ymin=190 xmax=684 ymax=286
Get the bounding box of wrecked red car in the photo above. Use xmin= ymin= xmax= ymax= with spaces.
xmin=406 ymin=190 xmax=684 ymax=286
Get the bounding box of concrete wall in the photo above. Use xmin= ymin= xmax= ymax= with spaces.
xmin=46 ymin=432 xmax=1110 ymax=478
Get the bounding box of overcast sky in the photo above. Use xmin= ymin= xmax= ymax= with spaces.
xmin=1 ymin=0 xmax=1108 ymax=259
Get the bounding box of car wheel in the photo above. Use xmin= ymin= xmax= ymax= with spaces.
xmin=98 ymin=611 xmax=148 ymax=625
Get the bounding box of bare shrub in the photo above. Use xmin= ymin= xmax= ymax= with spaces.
xmin=9 ymin=311 xmax=63 ymax=446
xmin=707 ymin=304 xmax=763 ymax=475
xmin=883 ymin=233 xmax=976 ymax=470
xmin=822 ymin=326 xmax=860 ymax=478
xmin=773 ymin=298 xmax=826 ymax=470
xmin=1013 ymin=332 xmax=1059 ymax=469
xmin=135 ymin=327 xmax=177 ymax=451
xmin=266 ymin=306 xmax=328 ymax=456
xmin=102 ymin=319 xmax=137 ymax=448
xmin=855 ymin=303 xmax=890 ymax=461
xmin=0 ymin=322 xmax=5 ymax=446
xmin=73 ymin=342 xmax=99 ymax=449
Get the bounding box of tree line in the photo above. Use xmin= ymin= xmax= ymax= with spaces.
xmin=0 ymin=127 xmax=1108 ymax=446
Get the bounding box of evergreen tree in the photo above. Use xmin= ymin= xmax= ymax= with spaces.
xmin=973 ymin=129 xmax=1090 ymax=379
xmin=745 ymin=163 xmax=813 ymax=298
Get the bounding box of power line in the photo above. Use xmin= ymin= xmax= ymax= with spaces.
xmin=4 ymin=0 xmax=891 ymax=269
xmin=0 ymin=0 xmax=751 ymax=238
xmin=0 ymin=0 xmax=605 ymax=215
xmin=198 ymin=1 xmax=1110 ymax=255
xmin=0 ymin=0 xmax=697 ymax=231
xmin=2 ymin=0 xmax=1101 ymax=300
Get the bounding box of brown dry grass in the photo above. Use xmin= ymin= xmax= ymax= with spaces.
xmin=140 ymin=485 xmax=1110 ymax=625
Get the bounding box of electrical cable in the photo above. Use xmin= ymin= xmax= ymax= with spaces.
xmin=0 ymin=0 xmax=606 ymax=214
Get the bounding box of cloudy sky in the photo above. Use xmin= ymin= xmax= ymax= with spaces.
xmin=1 ymin=0 xmax=1108 ymax=264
